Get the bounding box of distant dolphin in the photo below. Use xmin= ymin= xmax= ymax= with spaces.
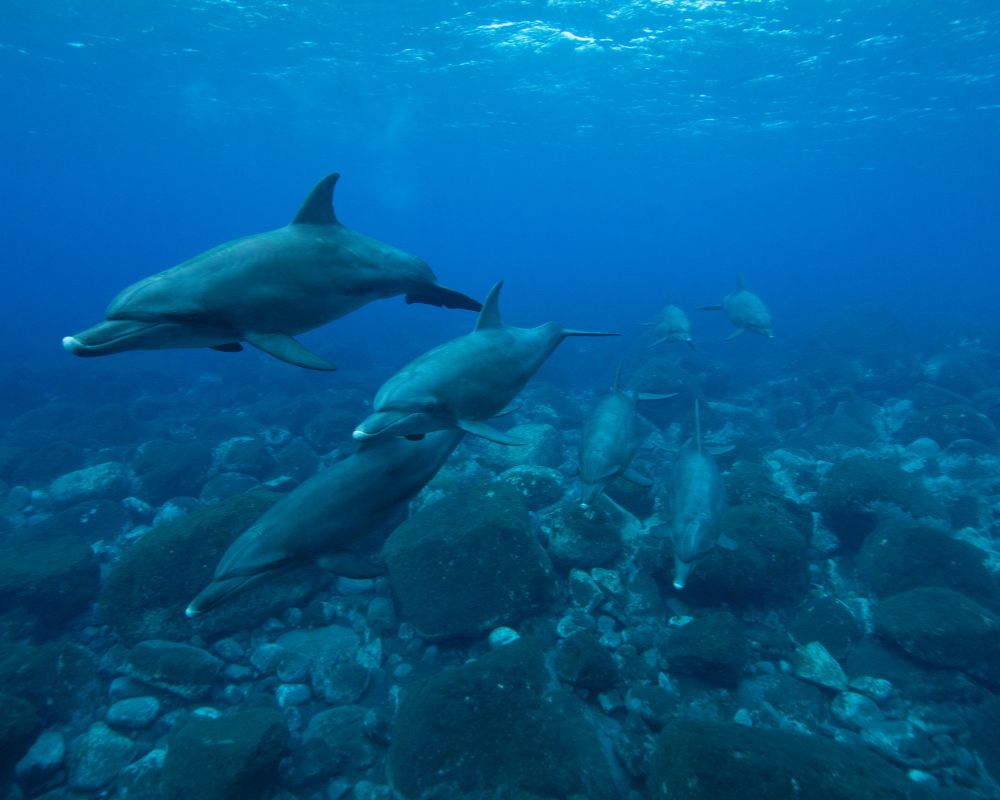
xmin=643 ymin=301 xmax=694 ymax=349
xmin=352 ymin=281 xmax=618 ymax=445
xmin=577 ymin=366 xmax=673 ymax=508
xmin=186 ymin=429 xmax=463 ymax=617
xmin=698 ymin=274 xmax=773 ymax=340
xmin=657 ymin=400 xmax=732 ymax=590
xmin=63 ymin=173 xmax=482 ymax=370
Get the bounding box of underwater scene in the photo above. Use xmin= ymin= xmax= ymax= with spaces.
xmin=3 ymin=1 xmax=1000 ymax=798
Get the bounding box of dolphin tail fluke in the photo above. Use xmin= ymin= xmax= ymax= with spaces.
xmin=406 ymin=284 xmax=483 ymax=312
xmin=696 ymin=305 xmax=723 ymax=312
xmin=245 ymin=332 xmax=337 ymax=371
xmin=457 ymin=419 xmax=526 ymax=445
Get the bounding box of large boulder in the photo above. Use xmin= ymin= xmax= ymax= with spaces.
xmin=816 ymin=458 xmax=945 ymax=550
xmin=383 ymin=484 xmax=554 ymax=640
xmin=897 ymin=404 xmax=997 ymax=447
xmin=388 ymin=638 xmax=619 ymax=799
xmin=26 ymin=499 xmax=130 ymax=543
xmin=124 ymin=640 xmax=222 ymax=700
xmin=160 ymin=701 xmax=288 ymax=800
xmin=875 ymin=586 xmax=1000 ymax=686
xmin=0 ymin=536 xmax=99 ymax=626
xmin=662 ymin=610 xmax=748 ymax=687
xmin=132 ymin=439 xmax=212 ymax=505
xmin=472 ymin=423 xmax=564 ymax=471
xmin=0 ymin=641 xmax=98 ymax=723
xmin=857 ymin=523 xmax=999 ymax=609
xmin=48 ymin=462 xmax=130 ymax=508
xmin=648 ymin=720 xmax=932 ymax=800
xmin=100 ymin=491 xmax=327 ymax=642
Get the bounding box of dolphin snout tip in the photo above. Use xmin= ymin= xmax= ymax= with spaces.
xmin=62 ymin=335 xmax=82 ymax=354
xmin=672 ymin=580 xmax=686 ymax=591
xmin=184 ymin=605 xmax=199 ymax=619
xmin=352 ymin=429 xmax=372 ymax=442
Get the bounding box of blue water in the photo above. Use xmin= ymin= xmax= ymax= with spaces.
xmin=3 ymin=0 xmax=998 ymax=376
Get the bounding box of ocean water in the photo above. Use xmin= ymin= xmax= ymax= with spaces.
xmin=3 ymin=1 xmax=1000 ymax=799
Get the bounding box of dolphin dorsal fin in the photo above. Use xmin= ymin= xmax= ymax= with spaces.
xmin=292 ymin=173 xmax=340 ymax=226
xmin=475 ymin=281 xmax=504 ymax=331
xmin=694 ymin=398 xmax=702 ymax=455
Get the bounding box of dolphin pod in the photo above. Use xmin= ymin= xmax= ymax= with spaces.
xmin=577 ymin=366 xmax=673 ymax=508
xmin=352 ymin=281 xmax=619 ymax=445
xmin=63 ymin=173 xmax=482 ymax=370
xmin=186 ymin=429 xmax=464 ymax=617
xmin=698 ymin=273 xmax=774 ymax=340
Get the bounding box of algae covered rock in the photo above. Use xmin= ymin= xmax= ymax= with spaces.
xmin=546 ymin=500 xmax=623 ymax=569
xmin=474 ymin=423 xmax=563 ymax=471
xmin=0 ymin=535 xmax=99 ymax=626
xmin=66 ymin=722 xmax=138 ymax=792
xmin=555 ymin=631 xmax=619 ymax=692
xmin=662 ymin=610 xmax=748 ymax=687
xmin=48 ymin=461 xmax=130 ymax=508
xmin=0 ymin=692 xmax=41 ymax=771
xmin=124 ymin=640 xmax=222 ymax=700
xmin=816 ymin=457 xmax=945 ymax=550
xmin=99 ymin=491 xmax=280 ymax=643
xmin=857 ymin=522 xmax=999 ymax=609
xmin=897 ymin=403 xmax=997 ymax=447
xmin=0 ymin=641 xmax=98 ymax=723
xmin=133 ymin=438 xmax=212 ymax=505
xmin=789 ymin=597 xmax=864 ymax=661
xmin=648 ymin=719 xmax=932 ymax=800
xmin=875 ymin=586 xmax=1000 ymax=686
xmin=383 ymin=484 xmax=554 ymax=640
xmin=160 ymin=700 xmax=288 ymax=800
xmin=388 ymin=638 xmax=618 ymax=799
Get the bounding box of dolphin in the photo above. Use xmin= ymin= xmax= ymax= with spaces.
xmin=63 ymin=173 xmax=482 ymax=370
xmin=577 ymin=366 xmax=673 ymax=508
xmin=643 ymin=301 xmax=694 ymax=349
xmin=698 ymin=274 xmax=773 ymax=340
xmin=186 ymin=429 xmax=463 ymax=617
xmin=352 ymin=281 xmax=618 ymax=445
xmin=662 ymin=400 xmax=730 ymax=590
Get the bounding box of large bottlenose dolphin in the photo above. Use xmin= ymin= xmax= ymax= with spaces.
xmin=660 ymin=401 xmax=732 ymax=590
xmin=352 ymin=281 xmax=618 ymax=445
xmin=63 ymin=173 xmax=482 ymax=370
xmin=698 ymin=274 xmax=773 ymax=340
xmin=642 ymin=301 xmax=694 ymax=349
xmin=577 ymin=366 xmax=673 ymax=508
xmin=186 ymin=429 xmax=464 ymax=617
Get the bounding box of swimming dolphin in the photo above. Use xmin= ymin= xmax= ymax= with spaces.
xmin=63 ymin=173 xmax=482 ymax=370
xmin=643 ymin=301 xmax=694 ymax=349
xmin=662 ymin=400 xmax=730 ymax=590
xmin=352 ymin=281 xmax=618 ymax=445
xmin=577 ymin=366 xmax=673 ymax=508
xmin=186 ymin=429 xmax=464 ymax=617
xmin=698 ymin=274 xmax=773 ymax=340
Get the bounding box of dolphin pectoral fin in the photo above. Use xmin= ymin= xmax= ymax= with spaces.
xmin=457 ymin=419 xmax=526 ymax=445
xmin=687 ymin=340 xmax=697 ymax=351
xmin=706 ymin=444 xmax=735 ymax=456
xmin=725 ymin=328 xmax=745 ymax=341
xmin=210 ymin=343 xmax=244 ymax=353
xmin=492 ymin=404 xmax=521 ymax=419
xmin=621 ymin=468 xmax=653 ymax=488
xmin=319 ymin=552 xmax=386 ymax=579
xmin=647 ymin=338 xmax=668 ymax=348
xmin=245 ymin=332 xmax=337 ymax=371
xmin=718 ymin=534 xmax=739 ymax=551
xmin=697 ymin=305 xmax=723 ymax=311
xmin=637 ymin=392 xmax=676 ymax=402
xmin=406 ymin=284 xmax=483 ymax=312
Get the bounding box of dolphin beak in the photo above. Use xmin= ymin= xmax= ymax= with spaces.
xmin=62 ymin=336 xmax=84 ymax=354
xmin=352 ymin=429 xmax=375 ymax=442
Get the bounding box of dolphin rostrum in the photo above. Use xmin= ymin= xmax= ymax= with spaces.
xmin=659 ymin=400 xmax=732 ymax=590
xmin=577 ymin=366 xmax=673 ymax=508
xmin=352 ymin=281 xmax=618 ymax=445
xmin=63 ymin=173 xmax=482 ymax=370
xmin=643 ymin=301 xmax=694 ymax=349
xmin=186 ymin=429 xmax=464 ymax=617
xmin=698 ymin=274 xmax=774 ymax=340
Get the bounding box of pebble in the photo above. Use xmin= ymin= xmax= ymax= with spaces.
xmin=15 ymin=731 xmax=66 ymax=784
xmin=488 ymin=626 xmax=520 ymax=649
xmin=792 ymin=641 xmax=848 ymax=692
xmin=212 ymin=637 xmax=246 ymax=662
xmin=276 ymin=683 xmax=312 ymax=708
xmin=107 ymin=696 xmax=161 ymax=730
xmin=67 ymin=722 xmax=137 ymax=791
xmin=223 ymin=664 xmax=255 ymax=682
xmin=849 ymin=676 xmax=894 ymax=704
xmin=250 ymin=643 xmax=287 ymax=674
xmin=831 ymin=692 xmax=884 ymax=731
xmin=108 ymin=675 xmax=150 ymax=701
xmin=276 ymin=651 xmax=311 ymax=684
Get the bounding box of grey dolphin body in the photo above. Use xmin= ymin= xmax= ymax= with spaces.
xmin=186 ymin=429 xmax=463 ymax=617
xmin=645 ymin=302 xmax=694 ymax=349
xmin=352 ymin=281 xmax=618 ymax=445
xmin=578 ymin=368 xmax=673 ymax=508
xmin=698 ymin=274 xmax=773 ymax=340
xmin=63 ymin=173 xmax=481 ymax=370
xmin=668 ymin=401 xmax=727 ymax=590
